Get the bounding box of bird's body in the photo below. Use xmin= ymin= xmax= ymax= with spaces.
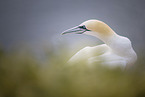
xmin=68 ymin=36 xmax=137 ymax=69
xmin=62 ymin=20 xmax=137 ymax=69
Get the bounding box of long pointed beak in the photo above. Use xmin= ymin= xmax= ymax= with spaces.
xmin=62 ymin=26 xmax=86 ymax=35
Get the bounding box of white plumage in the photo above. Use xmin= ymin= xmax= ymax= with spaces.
xmin=62 ymin=19 xmax=137 ymax=69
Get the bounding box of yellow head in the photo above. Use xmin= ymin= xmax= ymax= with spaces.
xmin=62 ymin=19 xmax=115 ymax=38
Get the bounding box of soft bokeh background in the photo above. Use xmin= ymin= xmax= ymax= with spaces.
xmin=0 ymin=0 xmax=145 ymax=97
xmin=0 ymin=0 xmax=145 ymax=54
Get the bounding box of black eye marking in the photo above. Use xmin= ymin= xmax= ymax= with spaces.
xmin=78 ymin=25 xmax=90 ymax=31
xmin=79 ymin=25 xmax=86 ymax=29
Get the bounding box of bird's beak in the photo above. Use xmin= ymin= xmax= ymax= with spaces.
xmin=62 ymin=26 xmax=86 ymax=35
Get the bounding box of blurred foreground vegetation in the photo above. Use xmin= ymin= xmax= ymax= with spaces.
xmin=0 ymin=46 xmax=145 ymax=97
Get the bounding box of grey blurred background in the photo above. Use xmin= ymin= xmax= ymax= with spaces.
xmin=0 ymin=0 xmax=145 ymax=55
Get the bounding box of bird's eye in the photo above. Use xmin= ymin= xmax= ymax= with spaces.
xmin=79 ymin=25 xmax=90 ymax=31
xmin=79 ymin=25 xmax=86 ymax=29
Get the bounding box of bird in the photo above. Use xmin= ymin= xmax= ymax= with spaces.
xmin=62 ymin=19 xmax=137 ymax=69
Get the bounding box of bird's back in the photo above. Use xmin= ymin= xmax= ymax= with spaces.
xmin=68 ymin=44 xmax=110 ymax=64
xmin=68 ymin=44 xmax=128 ymax=69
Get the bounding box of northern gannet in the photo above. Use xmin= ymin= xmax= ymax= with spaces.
xmin=62 ymin=20 xmax=137 ymax=69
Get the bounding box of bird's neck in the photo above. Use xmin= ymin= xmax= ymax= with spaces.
xmin=99 ymin=33 xmax=118 ymax=45
xmin=91 ymin=32 xmax=130 ymax=55
xmin=88 ymin=30 xmax=117 ymax=44
xmin=100 ymin=33 xmax=135 ymax=58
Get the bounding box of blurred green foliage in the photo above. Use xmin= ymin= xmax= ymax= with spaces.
xmin=0 ymin=46 xmax=145 ymax=97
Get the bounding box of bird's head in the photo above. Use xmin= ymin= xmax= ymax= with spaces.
xmin=62 ymin=19 xmax=115 ymax=38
